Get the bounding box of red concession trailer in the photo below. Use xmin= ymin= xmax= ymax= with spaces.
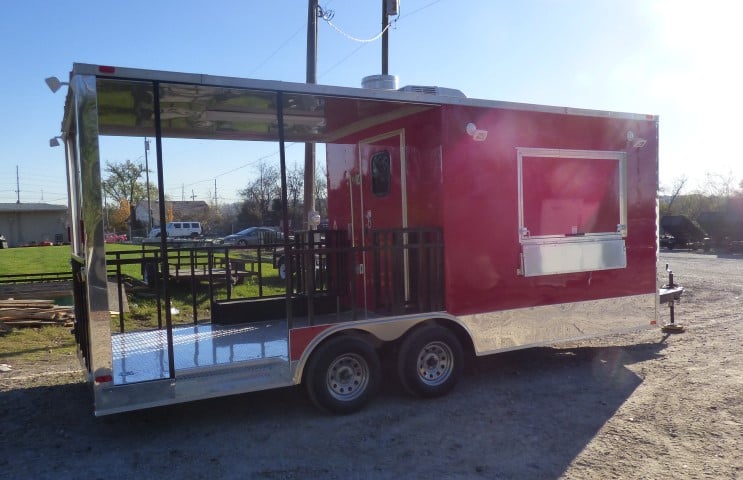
xmin=53 ymin=64 xmax=670 ymax=415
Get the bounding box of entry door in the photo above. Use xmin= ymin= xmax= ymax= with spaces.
xmin=353 ymin=130 xmax=408 ymax=313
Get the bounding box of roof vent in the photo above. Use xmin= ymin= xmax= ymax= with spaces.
xmin=398 ymin=85 xmax=466 ymax=98
xmin=362 ymin=74 xmax=399 ymax=90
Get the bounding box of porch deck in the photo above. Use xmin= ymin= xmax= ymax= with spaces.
xmin=110 ymin=309 xmax=379 ymax=386
xmin=111 ymin=321 xmax=290 ymax=385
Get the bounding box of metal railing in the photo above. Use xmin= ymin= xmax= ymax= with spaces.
xmin=371 ymin=228 xmax=445 ymax=315
xmin=0 ymin=271 xmax=72 ymax=283
xmin=102 ymin=227 xmax=445 ymax=333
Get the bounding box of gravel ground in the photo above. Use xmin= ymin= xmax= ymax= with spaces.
xmin=0 ymin=251 xmax=741 ymax=479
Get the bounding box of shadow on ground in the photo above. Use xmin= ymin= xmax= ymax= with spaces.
xmin=1 ymin=339 xmax=667 ymax=480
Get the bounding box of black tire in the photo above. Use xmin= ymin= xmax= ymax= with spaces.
xmin=277 ymin=257 xmax=287 ymax=280
xmin=397 ymin=324 xmax=464 ymax=398
xmin=237 ymin=239 xmax=247 ymax=247
xmin=305 ymin=336 xmax=381 ymax=414
xmin=228 ymin=263 xmax=244 ymax=285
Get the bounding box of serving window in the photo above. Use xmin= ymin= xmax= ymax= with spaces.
xmin=517 ymin=148 xmax=627 ymax=277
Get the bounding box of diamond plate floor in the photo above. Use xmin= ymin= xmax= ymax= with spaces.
xmin=111 ymin=322 xmax=289 ymax=385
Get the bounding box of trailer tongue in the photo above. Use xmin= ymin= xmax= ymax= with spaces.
xmin=52 ymin=63 xmax=675 ymax=415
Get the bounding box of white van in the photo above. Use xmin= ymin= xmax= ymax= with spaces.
xmin=149 ymin=221 xmax=202 ymax=238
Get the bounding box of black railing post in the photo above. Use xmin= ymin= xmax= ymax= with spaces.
xmin=190 ymin=248 xmax=198 ymax=323
xmin=116 ymin=256 xmax=125 ymax=333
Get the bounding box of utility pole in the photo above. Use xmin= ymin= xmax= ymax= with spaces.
xmin=304 ymin=0 xmax=318 ymax=229
xmin=382 ymin=0 xmax=399 ymax=74
xmin=144 ymin=138 xmax=153 ymax=231
xmin=382 ymin=0 xmax=389 ymax=75
xmin=15 ymin=166 xmax=20 ymax=203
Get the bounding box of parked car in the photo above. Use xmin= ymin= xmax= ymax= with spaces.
xmin=148 ymin=221 xmax=202 ymax=238
xmin=221 ymin=227 xmax=283 ymax=246
xmin=105 ymin=232 xmax=127 ymax=243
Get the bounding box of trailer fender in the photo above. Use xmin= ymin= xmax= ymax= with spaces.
xmin=291 ymin=313 xmax=475 ymax=385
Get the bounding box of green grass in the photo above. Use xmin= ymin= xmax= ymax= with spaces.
xmin=0 ymin=246 xmax=79 ymax=365
xmin=0 ymin=245 xmax=72 ymax=275
xmin=0 ymin=243 xmax=286 ymax=363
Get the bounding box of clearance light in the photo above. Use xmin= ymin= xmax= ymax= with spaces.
xmin=98 ymin=65 xmax=116 ymax=74
xmin=95 ymin=375 xmax=113 ymax=383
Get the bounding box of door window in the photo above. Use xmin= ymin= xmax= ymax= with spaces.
xmin=370 ymin=151 xmax=391 ymax=197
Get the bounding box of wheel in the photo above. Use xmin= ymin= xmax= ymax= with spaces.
xmin=237 ymin=239 xmax=247 ymax=247
xmin=397 ymin=324 xmax=464 ymax=398
xmin=304 ymin=336 xmax=381 ymax=414
xmin=277 ymin=258 xmax=287 ymax=280
xmin=228 ymin=262 xmax=244 ymax=285
xmin=142 ymin=262 xmax=159 ymax=287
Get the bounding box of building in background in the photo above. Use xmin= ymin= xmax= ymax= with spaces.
xmin=0 ymin=203 xmax=69 ymax=247
xmin=135 ymin=200 xmax=209 ymax=228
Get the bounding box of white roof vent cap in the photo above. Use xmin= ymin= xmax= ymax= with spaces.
xmin=362 ymin=74 xmax=399 ymax=90
xmin=399 ymin=85 xmax=466 ymax=98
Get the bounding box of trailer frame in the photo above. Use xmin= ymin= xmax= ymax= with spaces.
xmin=55 ymin=63 xmax=667 ymax=415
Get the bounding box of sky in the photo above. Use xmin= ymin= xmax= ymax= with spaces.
xmin=1 ymin=0 xmax=742 ymax=206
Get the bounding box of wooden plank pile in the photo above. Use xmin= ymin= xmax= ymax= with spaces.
xmin=0 ymin=299 xmax=74 ymax=329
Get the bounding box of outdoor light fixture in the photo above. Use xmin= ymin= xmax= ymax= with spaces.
xmin=49 ymin=136 xmax=64 ymax=147
xmin=465 ymin=122 xmax=488 ymax=142
xmin=44 ymin=76 xmax=68 ymax=93
xmin=626 ymin=130 xmax=647 ymax=148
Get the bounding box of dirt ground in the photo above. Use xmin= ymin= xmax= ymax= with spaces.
xmin=0 ymin=251 xmax=741 ymax=480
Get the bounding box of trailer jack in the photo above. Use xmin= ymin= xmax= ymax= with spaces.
xmin=659 ymin=264 xmax=685 ymax=333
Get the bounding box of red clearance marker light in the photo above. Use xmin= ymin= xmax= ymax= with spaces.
xmin=98 ymin=66 xmax=116 ymax=74
xmin=95 ymin=375 xmax=113 ymax=383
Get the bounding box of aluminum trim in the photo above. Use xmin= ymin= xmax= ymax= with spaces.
xmin=70 ymin=63 xmax=658 ymax=121
xmin=358 ymin=129 xmax=410 ymax=305
xmin=517 ymin=148 xmax=627 ymax=242
xmin=72 ymin=74 xmax=114 ymax=393
xmin=290 ymin=311 xmax=466 ymax=384
xmin=460 ymin=293 xmax=656 ymax=355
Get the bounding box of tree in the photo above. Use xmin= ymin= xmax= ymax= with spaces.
xmin=236 ymin=199 xmax=261 ymax=227
xmin=315 ymin=164 xmax=328 ymax=219
xmin=660 ymin=175 xmax=688 ymax=217
xmin=287 ymin=164 xmax=304 ymax=229
xmin=702 ymin=169 xmax=739 ymax=199
xmin=107 ymin=199 xmax=130 ymax=233
xmin=102 ymin=160 xmax=147 ymax=238
xmin=239 ymin=161 xmax=280 ymax=225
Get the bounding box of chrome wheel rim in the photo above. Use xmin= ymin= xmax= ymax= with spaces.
xmin=326 ymin=353 xmax=369 ymax=401
xmin=416 ymin=341 xmax=454 ymax=386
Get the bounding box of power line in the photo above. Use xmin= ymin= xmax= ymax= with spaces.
xmin=248 ymin=24 xmax=306 ymax=76
xmin=319 ymin=43 xmax=367 ymax=79
xmin=171 ymin=142 xmax=300 ymax=192
xmin=398 ymin=0 xmax=443 ymax=20
xmin=319 ymin=7 xmax=396 ymax=43
xmin=317 ymin=0 xmax=444 ymax=79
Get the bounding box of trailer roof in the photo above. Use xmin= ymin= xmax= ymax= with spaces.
xmin=62 ymin=63 xmax=656 ymax=143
